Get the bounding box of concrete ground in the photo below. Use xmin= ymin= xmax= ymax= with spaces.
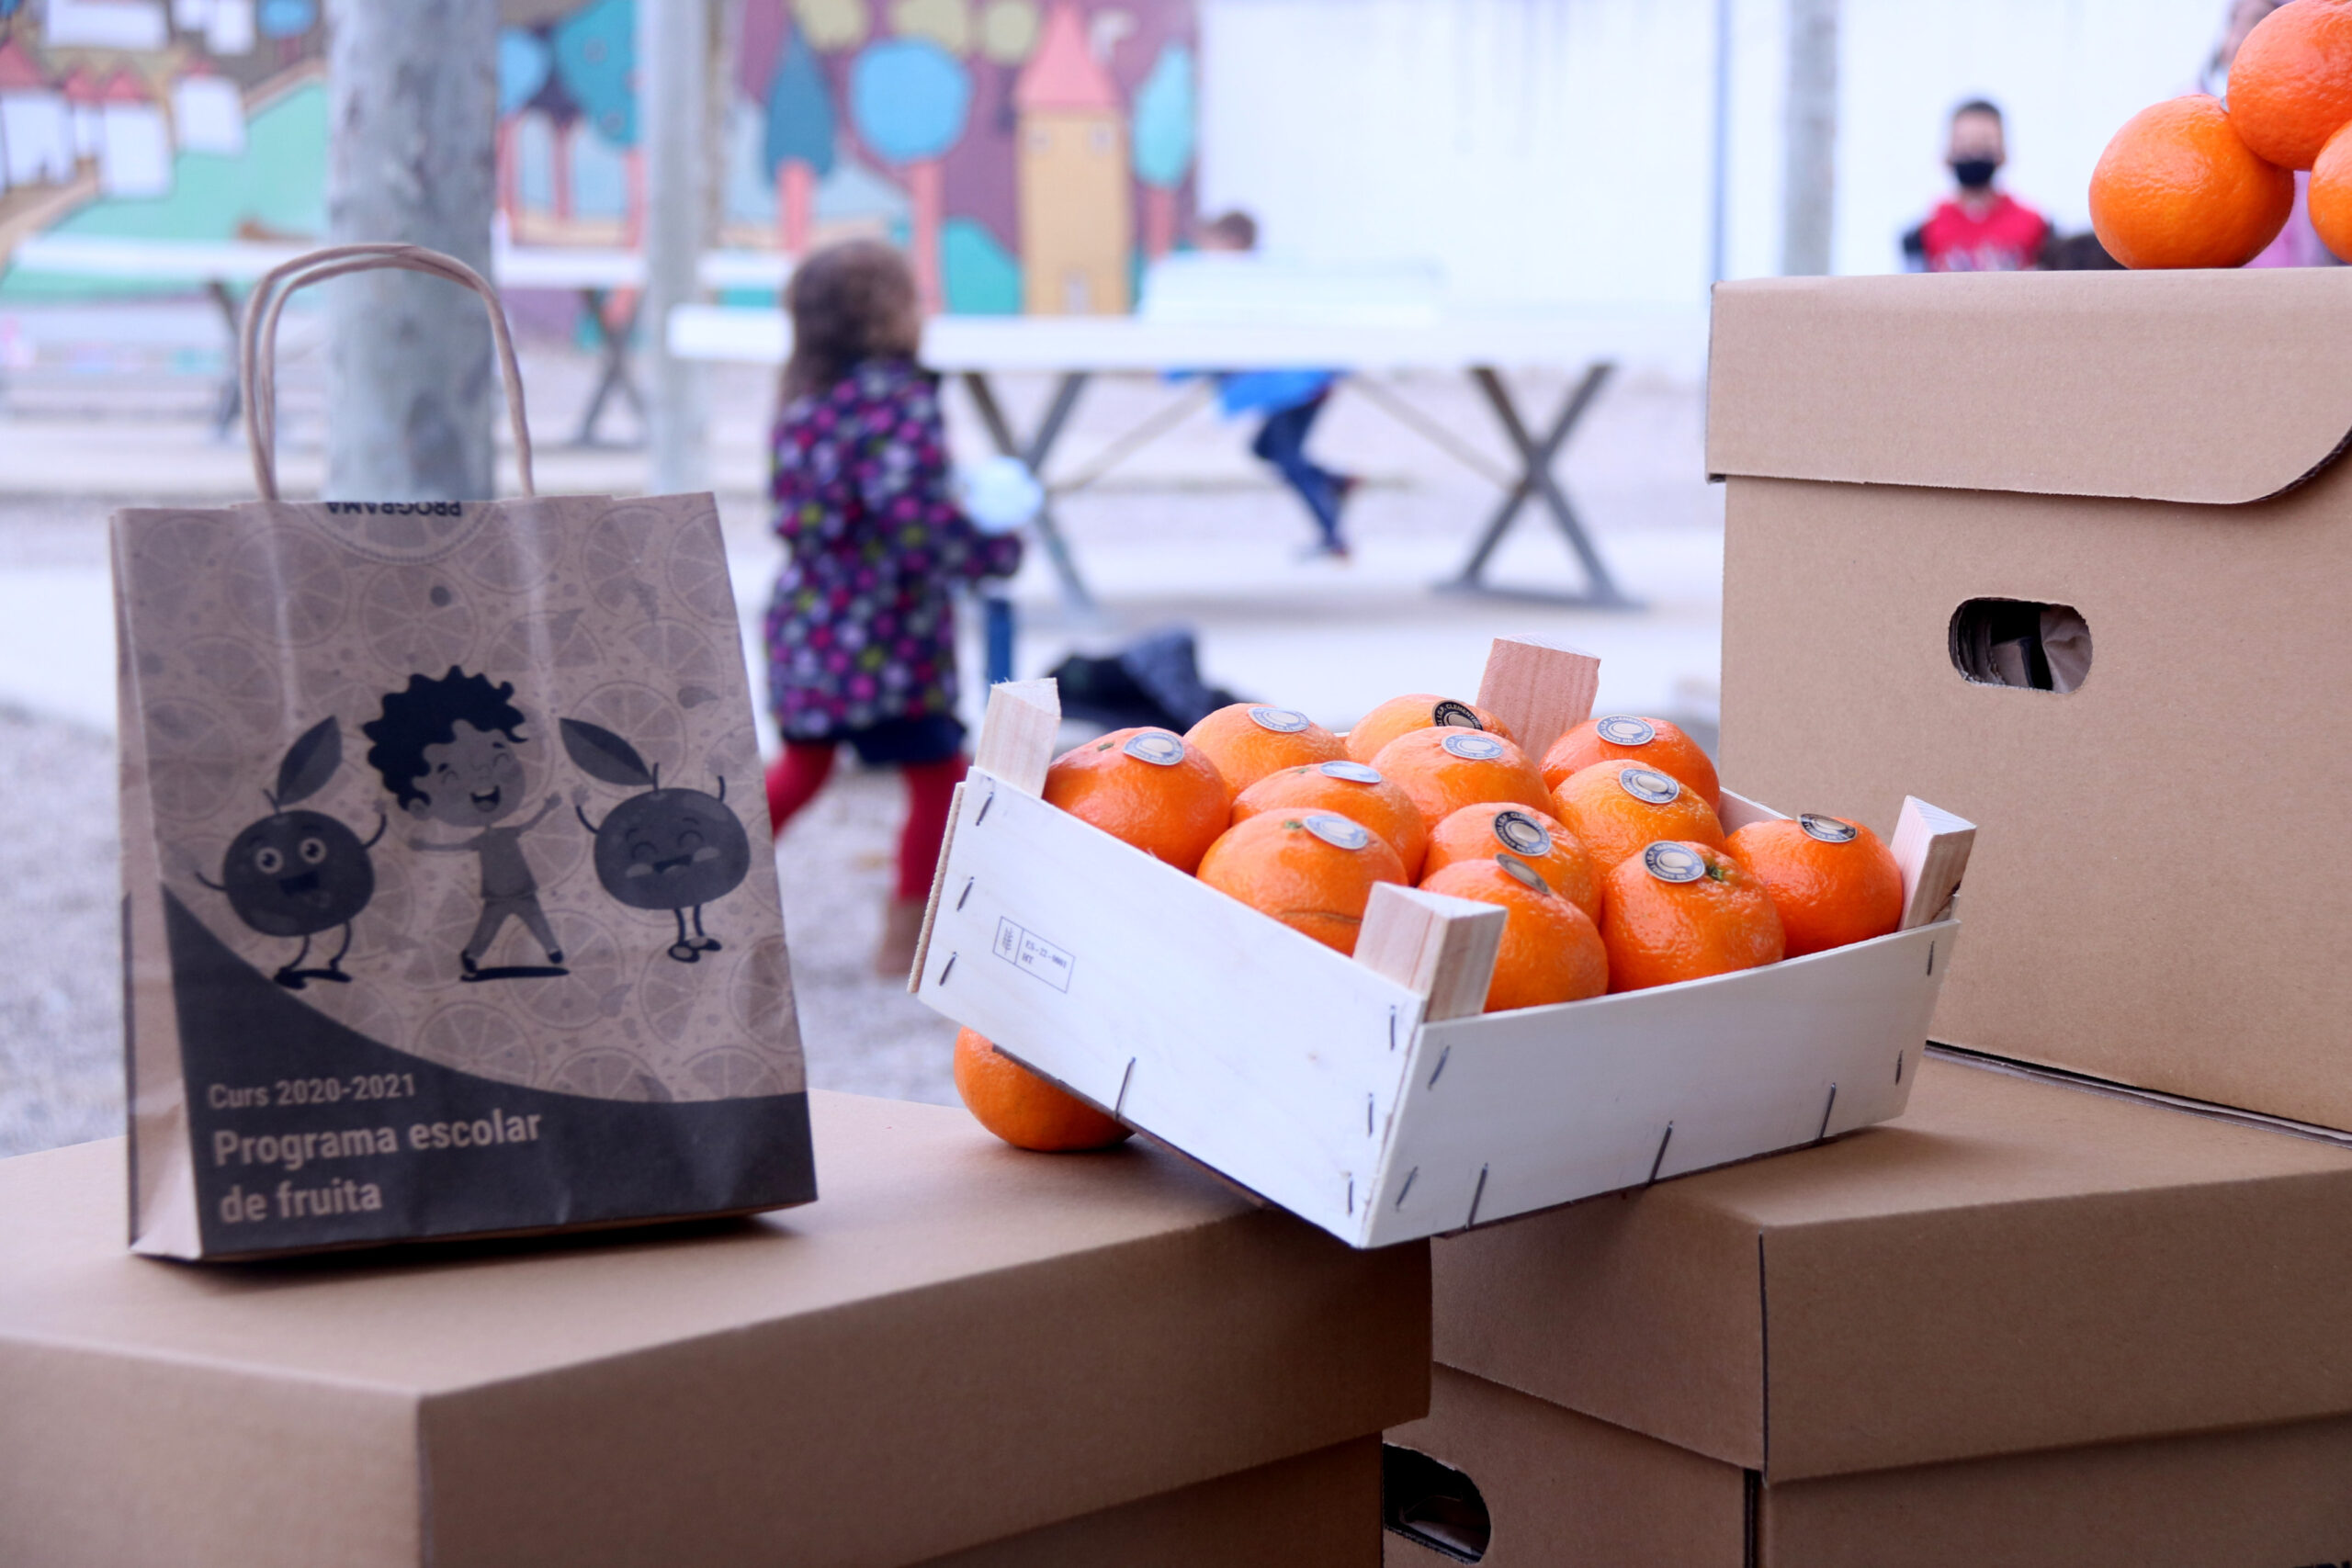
xmin=0 ymin=307 xmax=1721 ymax=1157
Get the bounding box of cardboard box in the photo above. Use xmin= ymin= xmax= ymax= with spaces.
xmin=911 ymin=640 xmax=1973 ymax=1247
xmin=1710 ymin=268 xmax=2352 ymax=1131
xmin=0 ymin=1091 xmax=1428 ymax=1568
xmin=1388 ymin=1053 xmax=2352 ymax=1564
xmin=1385 ymin=1368 xmax=2352 ymax=1568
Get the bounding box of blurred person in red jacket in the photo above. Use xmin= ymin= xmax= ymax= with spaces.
xmin=1903 ymin=99 xmax=2052 ymax=272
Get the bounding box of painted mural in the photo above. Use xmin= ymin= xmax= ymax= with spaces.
xmin=0 ymin=0 xmax=1198 ymax=315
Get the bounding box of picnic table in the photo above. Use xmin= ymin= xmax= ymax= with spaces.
xmin=6 ymin=234 xmax=792 ymax=446
xmin=666 ymin=303 xmax=1710 ymax=612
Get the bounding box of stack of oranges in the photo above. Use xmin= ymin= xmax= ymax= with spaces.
xmin=962 ymin=694 xmax=1909 ymax=1150
xmin=2093 ymin=1 xmax=2352 ymax=267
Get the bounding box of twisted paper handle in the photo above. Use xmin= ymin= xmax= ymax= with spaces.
xmin=238 ymin=242 xmax=536 ymax=501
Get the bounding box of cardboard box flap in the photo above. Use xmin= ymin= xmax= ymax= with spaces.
xmin=1707 ymin=269 xmax=2352 ymax=505
xmin=1431 ymin=1055 xmax=2352 ymax=1481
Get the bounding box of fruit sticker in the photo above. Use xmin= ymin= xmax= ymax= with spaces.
xmin=1302 ymin=813 xmax=1372 ymax=851
xmin=1643 ymin=841 xmax=1708 ymax=884
xmin=1496 ymin=852 xmax=1553 ymax=895
xmin=1490 ymin=809 xmax=1553 ymax=857
xmin=1799 ymin=813 xmax=1860 ymax=844
xmin=1595 ymin=715 xmax=1657 ymax=746
xmin=561 ymin=717 xmax=753 ymax=964
xmin=1440 ymin=732 xmax=1508 ymax=762
xmin=367 ymin=669 xmax=570 ymax=984
xmin=1123 ymin=731 xmax=1186 ymax=767
xmin=1248 ymin=705 xmax=1311 ymax=734
xmin=1318 ymin=760 xmax=1383 ymax=783
xmin=195 ymin=715 xmax=386 ymax=990
xmin=1431 ymin=699 xmax=1486 ymax=729
xmin=1616 ymin=765 xmax=1682 ymax=806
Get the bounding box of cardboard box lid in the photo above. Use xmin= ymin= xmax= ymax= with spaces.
xmin=1706 ymin=269 xmax=2352 ymax=505
xmin=0 ymin=1091 xmax=1428 ymax=1568
xmin=1430 ymin=1055 xmax=2352 ymax=1483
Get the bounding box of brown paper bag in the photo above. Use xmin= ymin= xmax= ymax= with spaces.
xmin=113 ymin=244 xmax=814 ymax=1258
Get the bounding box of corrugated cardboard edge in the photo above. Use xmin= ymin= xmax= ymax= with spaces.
xmin=1705 ymin=271 xmax=2352 ymax=505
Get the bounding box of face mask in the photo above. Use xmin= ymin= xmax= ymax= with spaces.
xmin=1951 ymin=158 xmax=1998 ymax=191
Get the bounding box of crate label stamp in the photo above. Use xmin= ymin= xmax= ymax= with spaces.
xmin=1431 ymin=700 xmax=1485 ymax=729
xmin=1318 ymin=760 xmax=1383 ymax=783
xmin=1440 ymin=732 xmax=1507 ymax=762
xmin=993 ymin=916 xmax=1075 ymax=993
xmin=1303 ymin=813 xmax=1371 ymax=851
xmin=1490 ymin=809 xmax=1553 ymax=857
xmin=1616 ymin=765 xmax=1681 ymax=805
xmin=1123 ymin=732 xmax=1185 ymax=767
xmin=1643 ymin=842 xmax=1707 ymax=884
xmin=1800 ymin=813 xmax=1859 ymax=843
xmin=1249 ymin=705 xmax=1311 ymax=734
xmin=1596 ymin=715 xmax=1657 ymax=746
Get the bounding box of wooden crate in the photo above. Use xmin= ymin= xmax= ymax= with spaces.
xmin=910 ymin=638 xmax=1973 ymax=1248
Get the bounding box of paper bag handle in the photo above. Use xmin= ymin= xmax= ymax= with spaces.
xmin=238 ymin=242 xmax=536 ymax=502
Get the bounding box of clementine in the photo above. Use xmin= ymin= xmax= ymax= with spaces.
xmin=1597 ymin=840 xmax=1784 ymax=993
xmin=1419 ymin=853 xmax=1609 ymax=1011
xmin=2222 ymin=0 xmax=2352 ymax=170
xmin=2090 ymin=96 xmax=2292 ymax=268
xmin=954 ymin=1027 xmax=1132 ymax=1152
xmin=1550 ymin=760 xmax=1726 ymax=874
xmin=1370 ymin=727 xmax=1552 ymax=831
xmin=1196 ymin=809 xmax=1408 ymax=954
xmin=1184 ymin=702 xmax=1346 ymax=794
xmin=1231 ymin=759 xmax=1430 ymax=880
xmin=1042 ymin=727 xmax=1232 ymax=874
xmin=1421 ymin=801 xmax=1600 ymax=922
xmin=1724 ymin=814 xmax=1904 ymax=957
xmin=1540 ymin=714 xmax=1722 ymax=809
xmin=2308 ymin=117 xmax=2352 ymax=258
xmin=1343 ymin=694 xmax=1516 ymax=764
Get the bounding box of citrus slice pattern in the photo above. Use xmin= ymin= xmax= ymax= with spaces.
xmin=227 ymin=528 xmax=348 ymax=646
xmin=548 ymin=1047 xmax=671 ymax=1101
xmin=417 ymin=1000 xmax=542 ymax=1088
xmin=360 ymin=567 xmax=479 ymax=672
xmin=664 ymin=512 xmax=741 ymax=622
xmin=684 ymin=1045 xmax=787 ymax=1100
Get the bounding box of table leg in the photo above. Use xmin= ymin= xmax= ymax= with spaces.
xmin=208 ymin=281 xmax=242 ymax=441
xmin=959 ymin=369 xmax=1096 ymax=615
xmin=572 ymin=288 xmax=645 ymax=448
xmin=1438 ymin=363 xmax=1639 ymax=609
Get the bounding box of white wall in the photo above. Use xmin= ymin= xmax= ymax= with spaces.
xmin=1200 ymin=0 xmax=2230 ymax=305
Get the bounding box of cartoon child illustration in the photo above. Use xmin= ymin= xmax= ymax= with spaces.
xmin=363 ymin=668 xmax=568 ymax=982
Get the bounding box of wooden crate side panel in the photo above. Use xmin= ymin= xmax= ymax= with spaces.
xmin=1364 ymin=922 xmax=1952 ymax=1247
xmin=914 ymin=775 xmax=1427 ymax=1238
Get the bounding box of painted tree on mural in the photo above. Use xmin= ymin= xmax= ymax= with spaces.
xmin=849 ymin=36 xmax=972 ymax=309
xmin=1131 ymin=41 xmax=1193 ymax=259
xmin=764 ymin=24 xmax=836 ymax=254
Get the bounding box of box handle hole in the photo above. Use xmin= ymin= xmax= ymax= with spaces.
xmin=1382 ymin=1444 xmax=1490 ymax=1562
xmin=1949 ymin=599 xmax=2090 ymax=693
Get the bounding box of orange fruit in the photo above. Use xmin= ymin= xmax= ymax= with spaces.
xmin=1421 ymin=801 xmax=1600 ymax=923
xmin=1344 ymin=694 xmax=1516 ymax=764
xmin=1184 ymin=702 xmax=1346 ymax=794
xmin=1043 ymin=726 xmax=1232 ymax=874
xmin=1197 ymin=809 xmax=1408 ymax=954
xmin=1370 ymin=727 xmax=1552 ymax=831
xmin=1597 ymin=841 xmax=1784 ymax=993
xmin=1230 ymin=759 xmax=1430 ymax=881
xmin=2089 ymin=96 xmax=2293 ymax=268
xmin=2309 ymin=118 xmax=2352 ymax=258
xmin=1540 ymin=714 xmax=1722 ymax=810
xmin=2222 ymin=0 xmax=2352 ymax=170
xmin=1550 ymin=759 xmax=1726 ymax=874
xmin=954 ymin=1027 xmax=1132 ymax=1152
xmin=1724 ymin=814 xmax=1905 ymax=957
xmin=1419 ymin=853 xmax=1609 ymax=1011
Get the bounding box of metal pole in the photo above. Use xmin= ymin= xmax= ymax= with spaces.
xmin=1781 ymin=0 xmax=1839 ymax=276
xmin=323 ymin=0 xmax=498 ymax=500
xmin=639 ymin=0 xmax=710 ymax=494
xmin=1709 ymin=0 xmax=1735 ymax=287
